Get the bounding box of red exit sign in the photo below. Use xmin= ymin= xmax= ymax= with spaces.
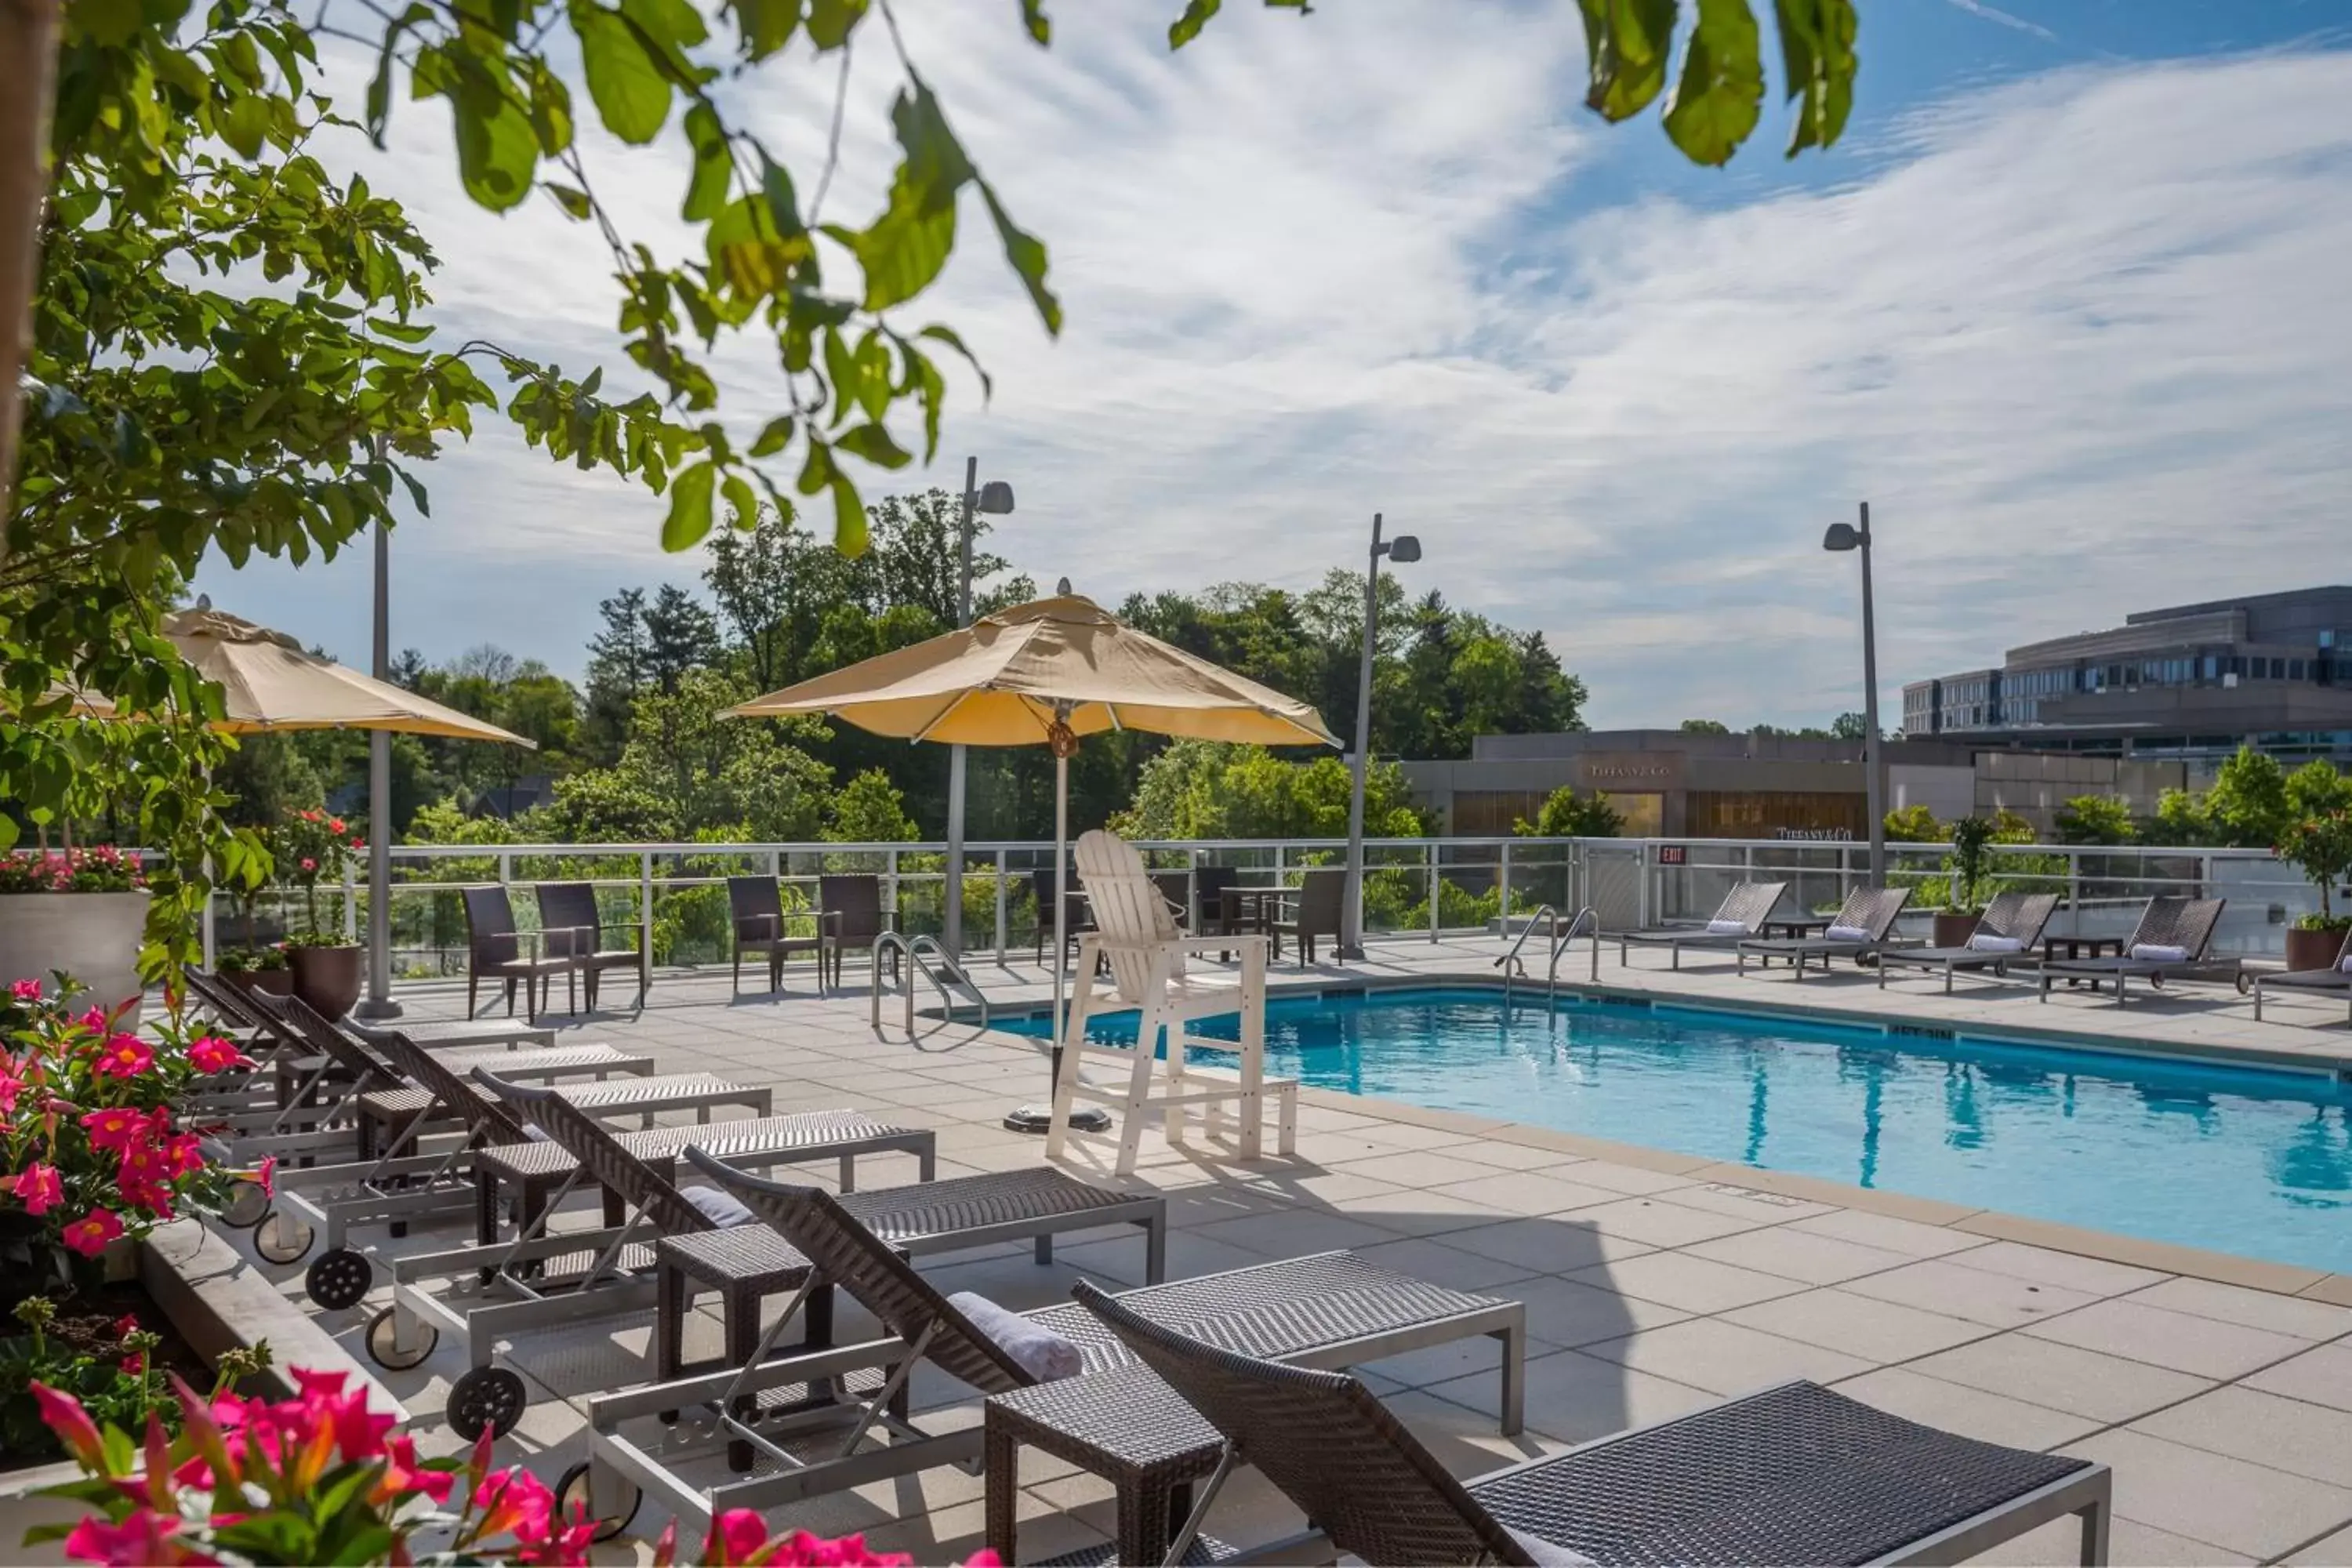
xmin=1657 ymin=846 xmax=1687 ymax=865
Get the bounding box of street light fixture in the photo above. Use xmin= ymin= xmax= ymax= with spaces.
xmin=942 ymin=459 xmax=1014 ymax=980
xmin=1823 ymin=501 xmax=1883 ymax=889
xmin=1340 ymin=514 xmax=1420 ymax=961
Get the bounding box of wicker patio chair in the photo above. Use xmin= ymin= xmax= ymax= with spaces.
xmin=1033 ymin=866 xmax=1096 ymax=964
xmin=1149 ymin=870 xmax=1194 ymax=930
xmin=535 ymin=880 xmax=649 ymax=1011
xmin=1192 ymin=866 xmax=1243 ymax=959
xmin=1269 ymin=866 xmax=1346 ymax=965
xmin=463 ymin=884 xmax=579 ymax=1022
xmin=2252 ymin=924 xmax=2352 ymax=1023
xmin=1616 ymin=881 xmax=1788 ymax=969
xmin=1876 ymin=891 xmax=2062 ymax=993
xmin=2038 ymin=897 xmax=2243 ymax=1007
xmin=728 ymin=876 xmax=825 ymax=996
xmin=817 ymin=873 xmax=894 ymax=991
xmin=1072 ymin=1279 xmax=2112 ymax=1568
xmin=1736 ymin=886 xmax=1913 ymax=980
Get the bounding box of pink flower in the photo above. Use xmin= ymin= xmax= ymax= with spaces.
xmin=161 ymin=1132 xmax=207 ymax=1178
xmin=714 ymin=1511 xmax=770 ymax=1563
xmin=254 ymin=1154 xmax=277 ymax=1196
xmin=371 ymin=1433 xmax=454 ymax=1505
xmin=473 ymin=1466 xmax=556 ymax=1544
xmin=76 ymin=1007 xmax=108 ymax=1033
xmin=328 ymin=817 xmax=345 ymax=833
xmin=60 ymin=1508 xmax=208 ymax=1567
xmin=0 ymin=1065 xmax=21 ymax=1116
xmin=299 ymin=857 xmax=316 ymax=873
xmin=121 ymin=1351 xmax=147 ymax=1377
xmin=61 ymin=1209 xmax=125 ymax=1257
xmin=187 ymin=1036 xmax=250 ymax=1074
xmin=93 ymin=1034 xmax=154 ymax=1079
xmin=30 ymin=1382 xmax=103 ymax=1468
xmin=13 ymin=1161 xmax=65 ymax=1216
xmin=11 ymin=978 xmax=41 ymax=1000
xmin=82 ymin=1106 xmax=147 ymax=1151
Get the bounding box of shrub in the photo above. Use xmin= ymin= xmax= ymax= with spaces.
xmin=2277 ymin=811 xmax=2352 ymax=931
xmin=0 ymin=847 xmax=146 ymax=895
xmin=1514 ymin=786 xmax=1624 ymax=839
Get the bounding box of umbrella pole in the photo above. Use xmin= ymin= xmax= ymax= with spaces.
xmin=1005 ymin=746 xmax=1109 ymax=1137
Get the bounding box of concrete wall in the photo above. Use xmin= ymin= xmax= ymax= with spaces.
xmin=1972 ymin=753 xmax=2187 ymax=836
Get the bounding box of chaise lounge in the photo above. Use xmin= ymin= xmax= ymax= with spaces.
xmin=1736 ymin=887 xmax=1912 ymax=980
xmin=1615 ymin=881 xmax=1788 ymax=969
xmin=1876 ymin=890 xmax=2062 ymax=993
xmin=2252 ymin=925 xmax=2352 ymax=1024
xmin=2038 ymin=896 xmax=2244 ymax=1007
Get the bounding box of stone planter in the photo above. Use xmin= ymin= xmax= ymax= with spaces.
xmin=224 ymin=965 xmax=292 ymax=997
xmin=1933 ymin=911 xmax=1983 ymax=949
xmin=289 ymin=943 xmax=363 ymax=1020
xmin=0 ymin=890 xmax=149 ymax=1027
xmin=2285 ymin=925 xmax=2350 ymax=975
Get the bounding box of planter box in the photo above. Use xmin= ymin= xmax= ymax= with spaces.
xmin=1932 ymin=911 xmax=1983 ymax=949
xmin=289 ymin=943 xmax=364 ymax=1019
xmin=2285 ymin=926 xmax=2350 ymax=975
xmin=0 ymin=890 xmax=149 ymax=1028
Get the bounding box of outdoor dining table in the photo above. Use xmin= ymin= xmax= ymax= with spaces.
xmin=1218 ymin=884 xmax=1301 ymax=956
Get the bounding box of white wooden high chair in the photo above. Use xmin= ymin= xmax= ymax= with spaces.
xmin=1046 ymin=831 xmax=1297 ymax=1175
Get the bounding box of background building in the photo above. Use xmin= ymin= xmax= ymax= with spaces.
xmin=1901 ymin=586 xmax=2352 ymax=768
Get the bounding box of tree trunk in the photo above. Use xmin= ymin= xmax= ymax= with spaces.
xmin=0 ymin=0 xmax=62 ymax=545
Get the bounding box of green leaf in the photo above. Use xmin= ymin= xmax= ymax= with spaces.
xmin=1168 ymin=0 xmax=1220 ymax=48
xmin=1663 ymin=0 xmax=1763 ymax=166
xmin=1020 ymin=0 xmax=1049 ymax=44
xmin=749 ymin=414 xmax=795 ymax=456
xmin=365 ymin=3 xmax=433 ymax=143
xmin=220 ymin=95 xmax=271 ymax=158
xmin=759 ymin=151 xmax=804 ymax=237
xmin=1774 ymin=0 xmax=1857 ymax=155
xmin=833 ymin=421 xmax=910 ymax=469
xmin=682 ymin=103 xmax=732 ymax=221
xmin=1575 ymin=0 xmax=1677 ymax=122
xmin=575 ymin=1 xmax=674 ymax=144
xmin=978 ymin=180 xmax=1062 ymax=336
xmin=844 ymin=82 xmax=972 ymax=313
xmin=450 ymin=88 xmax=541 ymax=210
xmin=804 ymin=0 xmax=867 ymax=49
xmin=77 ymin=0 xmax=144 ymax=49
xmin=735 ymin=0 xmax=804 ymax=60
xmin=721 ymin=472 xmax=758 ymax=527
xmin=546 ymin=181 xmax=593 ymax=219
xmin=916 ymin=323 xmax=992 ymax=399
xmin=829 ymin=473 xmax=868 ymax=554
xmin=663 ymin=458 xmax=717 ymax=550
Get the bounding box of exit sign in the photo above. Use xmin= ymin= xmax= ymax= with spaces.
xmin=1657 ymin=846 xmax=1687 ymax=866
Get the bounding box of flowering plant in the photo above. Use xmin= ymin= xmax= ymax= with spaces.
xmin=652 ymin=1514 xmax=997 ymax=1567
xmin=2278 ymin=811 xmax=2352 ymax=932
xmin=0 ymin=978 xmax=269 ymax=1283
xmin=0 ymin=1299 xmax=268 ymax=1462
xmin=274 ymin=808 xmax=364 ymax=938
xmin=0 ymin=847 xmax=147 ymax=896
xmin=25 ymin=1367 xmax=590 ymax=1566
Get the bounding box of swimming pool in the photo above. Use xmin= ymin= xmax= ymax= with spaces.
xmin=1002 ymin=987 xmax=2352 ymax=1273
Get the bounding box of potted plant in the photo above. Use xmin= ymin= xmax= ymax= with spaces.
xmin=276 ymin=808 xmax=365 ymax=1019
xmin=0 ymin=848 xmax=150 ymax=1029
xmin=212 ymin=945 xmax=291 ymax=996
xmin=1933 ymin=816 xmax=1999 ymax=948
xmin=2276 ymin=810 xmax=2352 ymax=973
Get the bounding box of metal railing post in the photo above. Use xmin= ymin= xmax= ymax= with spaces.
xmin=885 ymin=848 xmax=898 ymax=931
xmin=640 ymin=850 xmax=655 ymax=964
xmin=994 ymin=848 xmax=1009 ymax=956
xmin=201 ymin=890 xmax=216 ymax=971
xmin=342 ymin=860 xmax=358 ymax=942
xmin=2067 ymin=848 xmax=2082 ymax=927
xmin=1428 ymin=840 xmax=1440 ymax=942
xmin=499 ymin=851 xmax=512 ymax=888
xmin=1498 ymin=840 xmax=1512 ymax=919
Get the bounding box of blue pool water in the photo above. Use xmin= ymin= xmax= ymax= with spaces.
xmin=1004 ymin=989 xmax=2352 ymax=1272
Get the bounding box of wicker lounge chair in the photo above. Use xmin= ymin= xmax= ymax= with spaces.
xmin=1616 ymin=881 xmax=1788 ymax=969
xmin=2038 ymin=897 xmax=2244 ymax=1007
xmin=728 ymin=875 xmax=824 ymax=996
xmin=1876 ymin=891 xmax=2062 ymax=993
xmin=1070 ymin=1278 xmax=2111 ymax=1568
xmin=463 ymin=884 xmax=579 ymax=1022
xmin=2252 ymin=925 xmax=2352 ymax=1023
xmin=535 ymin=880 xmax=649 ymax=1011
xmin=1270 ymin=866 xmax=1345 ymax=965
xmin=561 ymin=1152 xmax=1523 ymax=1542
xmin=1736 ymin=887 xmax=1912 ymax=979
xmin=817 ymin=873 xmax=893 ymax=991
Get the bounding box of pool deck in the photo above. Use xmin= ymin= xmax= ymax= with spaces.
xmin=278 ymin=935 xmax=2352 ymax=1566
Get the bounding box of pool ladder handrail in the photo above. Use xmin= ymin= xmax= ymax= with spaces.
xmin=871 ymin=931 xmax=991 ymax=1036
xmin=1495 ymin=905 xmax=1559 ymax=981
xmin=1497 ymin=906 xmax=1600 ymax=1004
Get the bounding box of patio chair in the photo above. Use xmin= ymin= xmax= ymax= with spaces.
xmin=1150 ymin=869 xmax=1194 ymax=930
xmin=1054 ymin=829 xmax=1294 ymax=1175
xmin=1270 ymin=866 xmax=1346 ymax=965
xmin=1736 ymin=887 xmax=1912 ymax=981
xmin=2252 ymin=924 xmax=2352 ymax=1024
xmin=534 ymin=880 xmax=649 ymax=1011
xmin=1070 ymin=1278 xmax=2111 ymax=1568
xmin=1032 ymin=866 xmax=1095 ymax=964
xmin=1193 ymin=865 xmax=1243 ymax=956
xmin=1614 ymin=881 xmax=1788 ymax=970
xmin=727 ymin=876 xmax=824 ymax=996
xmin=463 ymin=884 xmax=579 ymax=1022
xmin=561 ymin=1152 xmax=1520 ymax=1539
xmin=817 ymin=873 xmax=894 ymax=991
xmin=1876 ymin=891 xmax=2063 ymax=994
xmin=2038 ymin=897 xmax=2244 ymax=1007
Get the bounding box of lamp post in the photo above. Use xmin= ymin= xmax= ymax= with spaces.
xmin=942 ymin=457 xmax=1014 ymax=980
xmin=1823 ymin=501 xmax=1883 ymax=888
xmin=355 ymin=453 xmax=400 ymax=1020
xmin=1339 ymin=514 xmax=1420 ymax=960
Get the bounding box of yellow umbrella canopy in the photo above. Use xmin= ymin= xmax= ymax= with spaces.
xmin=728 ymin=593 xmax=1339 ymax=748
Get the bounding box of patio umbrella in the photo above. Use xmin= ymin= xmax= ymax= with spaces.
xmin=728 ymin=590 xmax=1339 ymax=1131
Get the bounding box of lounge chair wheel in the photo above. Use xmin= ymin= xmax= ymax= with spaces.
xmin=554 ymin=1461 xmax=641 ymax=1543
xmin=254 ymin=1208 xmax=314 ymax=1264
xmin=2237 ymin=971 xmax=2252 ymax=995
xmin=448 ymin=1367 xmax=528 ymax=1442
xmin=305 ymin=1247 xmax=375 ymax=1310
xmin=364 ymin=1306 xmax=438 ymax=1372
xmin=217 ymin=1183 xmax=271 ymax=1230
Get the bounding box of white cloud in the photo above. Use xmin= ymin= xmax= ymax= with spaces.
xmin=195 ymin=9 xmax=2352 ymax=736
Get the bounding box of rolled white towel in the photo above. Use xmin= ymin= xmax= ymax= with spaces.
xmin=949 ymin=1291 xmax=1083 ymax=1382
xmin=2338 ymin=952 xmax=2352 ymax=974
xmin=2130 ymin=943 xmax=2189 ymax=964
xmin=679 ymin=1183 xmax=755 ymax=1229
xmin=1824 ymin=924 xmax=1872 ymax=943
xmin=1966 ymin=934 xmax=2025 ymax=953
xmin=1704 ymin=919 xmax=1747 ymax=935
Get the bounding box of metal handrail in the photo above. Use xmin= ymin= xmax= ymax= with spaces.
xmin=1494 ymin=905 xmax=1559 ymax=982
xmin=870 ymin=932 xmax=990 ymax=1036
xmin=1545 ymin=906 xmax=1601 ymax=1001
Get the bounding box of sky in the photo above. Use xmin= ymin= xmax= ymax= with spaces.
xmin=192 ymin=0 xmax=2352 ymax=733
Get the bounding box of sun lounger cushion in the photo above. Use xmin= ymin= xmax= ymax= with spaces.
xmin=950 ymin=1292 xmax=1083 ymax=1382
xmin=2131 ymin=943 xmax=2189 ymax=963
xmin=1705 ymin=918 xmax=1746 ymax=935
xmin=1824 ymin=924 xmax=1871 ymax=943
xmin=681 ymin=1185 xmax=755 ymax=1229
xmin=1967 ymin=934 xmax=2024 ymax=953
xmin=1506 ymin=1527 xmax=1599 ymax=1567
xmin=2341 ymin=953 xmax=2352 ymax=973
